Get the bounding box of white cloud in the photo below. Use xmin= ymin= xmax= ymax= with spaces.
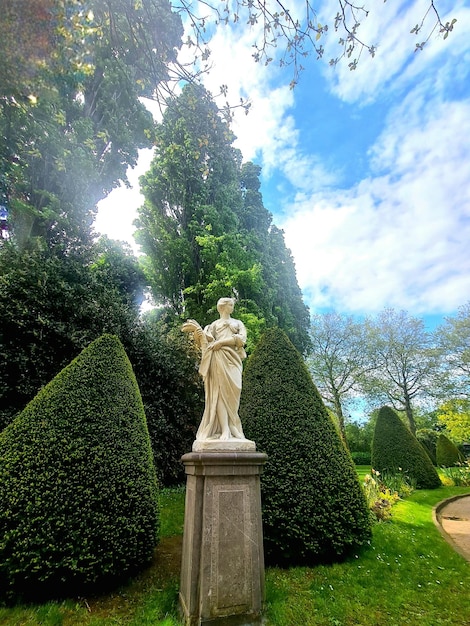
xmin=280 ymin=97 xmax=470 ymax=315
xmin=319 ymin=0 xmax=470 ymax=103
xmin=199 ymin=20 xmax=341 ymax=194
xmin=196 ymin=22 xmax=295 ymax=161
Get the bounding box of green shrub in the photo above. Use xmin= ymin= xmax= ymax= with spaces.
xmin=440 ymin=461 xmax=470 ymax=486
xmin=378 ymin=470 xmax=416 ymax=498
xmin=0 ymin=335 xmax=159 ymax=601
xmin=436 ymin=433 xmax=465 ymax=467
xmin=351 ymin=451 xmax=371 ymax=465
xmin=362 ymin=471 xmax=400 ymax=522
xmin=240 ymin=328 xmax=371 ymax=567
xmin=124 ymin=320 xmax=202 ymax=486
xmin=371 ymin=406 xmax=441 ymax=489
xmin=416 ymin=428 xmax=438 ymax=464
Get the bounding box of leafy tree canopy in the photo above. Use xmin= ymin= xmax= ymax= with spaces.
xmin=0 ymin=237 xmax=146 ymax=425
xmin=437 ymin=399 xmax=470 ymax=444
xmin=0 ymin=0 xmax=183 ymax=247
xmin=308 ymin=311 xmax=371 ymax=443
xmin=136 ymin=83 xmax=310 ymax=353
xmin=362 ymin=309 xmax=437 ymax=435
xmin=435 ymin=302 xmax=470 ymax=400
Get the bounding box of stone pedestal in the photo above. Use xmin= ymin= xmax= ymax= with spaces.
xmin=179 ymin=451 xmax=267 ymax=626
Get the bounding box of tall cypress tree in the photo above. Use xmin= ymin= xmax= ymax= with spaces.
xmin=137 ymin=84 xmax=310 ymax=353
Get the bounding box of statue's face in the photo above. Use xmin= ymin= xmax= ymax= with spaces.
xmin=217 ymin=298 xmax=234 ymax=314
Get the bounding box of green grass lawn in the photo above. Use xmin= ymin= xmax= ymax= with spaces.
xmin=1 ymin=481 xmax=469 ymax=625
xmin=355 ymin=464 xmax=371 ymax=483
xmin=265 ymin=486 xmax=470 ymax=626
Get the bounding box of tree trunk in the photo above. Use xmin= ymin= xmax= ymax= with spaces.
xmin=404 ymin=394 xmax=416 ymax=435
xmin=333 ymin=393 xmax=348 ymax=449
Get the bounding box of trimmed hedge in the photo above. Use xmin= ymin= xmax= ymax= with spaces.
xmin=351 ymin=451 xmax=371 ymax=466
xmin=436 ymin=433 xmax=465 ymax=467
xmin=124 ymin=322 xmax=202 ymax=486
xmin=0 ymin=335 xmax=159 ymax=601
xmin=416 ymin=428 xmax=438 ymax=465
xmin=371 ymin=406 xmax=441 ymax=489
xmin=240 ymin=328 xmax=371 ymax=567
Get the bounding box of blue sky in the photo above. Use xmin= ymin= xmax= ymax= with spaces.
xmin=95 ymin=0 xmax=470 ymax=329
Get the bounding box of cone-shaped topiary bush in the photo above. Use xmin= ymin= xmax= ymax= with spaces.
xmin=239 ymin=328 xmax=371 ymax=567
xmin=416 ymin=428 xmax=438 ymax=465
xmin=436 ymin=433 xmax=465 ymax=467
xmin=371 ymin=406 xmax=441 ymax=489
xmin=0 ymin=335 xmax=159 ymax=601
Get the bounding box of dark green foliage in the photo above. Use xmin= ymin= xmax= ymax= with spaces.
xmin=436 ymin=433 xmax=465 ymax=467
xmin=240 ymin=328 xmax=371 ymax=566
xmin=0 ymin=240 xmax=203 ymax=485
xmin=371 ymin=406 xmax=441 ymax=489
xmin=0 ymin=335 xmax=159 ymax=601
xmin=351 ymin=451 xmax=371 ymax=465
xmin=345 ymin=419 xmax=375 ymax=456
xmin=125 ymin=318 xmax=202 ymax=486
xmin=0 ymin=240 xmax=146 ymax=428
xmin=416 ymin=428 xmax=439 ymax=464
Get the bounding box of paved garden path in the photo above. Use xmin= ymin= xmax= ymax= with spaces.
xmin=434 ymin=494 xmax=470 ymax=562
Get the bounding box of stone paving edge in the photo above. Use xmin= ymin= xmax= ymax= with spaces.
xmin=433 ymin=494 xmax=470 ymax=563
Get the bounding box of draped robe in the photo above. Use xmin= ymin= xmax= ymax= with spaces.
xmin=196 ymin=318 xmax=247 ymax=441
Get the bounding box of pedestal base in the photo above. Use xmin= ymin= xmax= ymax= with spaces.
xmin=192 ymin=439 xmax=256 ymax=452
xmin=179 ymin=451 xmax=267 ymax=626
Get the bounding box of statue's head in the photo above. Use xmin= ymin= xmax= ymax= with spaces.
xmin=217 ymin=297 xmax=235 ymax=314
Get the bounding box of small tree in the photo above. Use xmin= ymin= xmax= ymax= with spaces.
xmin=371 ymin=406 xmax=441 ymax=489
xmin=0 ymin=335 xmax=159 ymax=601
xmin=308 ymin=312 xmax=371 ymax=444
xmin=363 ymin=309 xmax=437 ymax=435
xmin=436 ymin=433 xmax=465 ymax=467
xmin=240 ymin=328 xmax=371 ymax=567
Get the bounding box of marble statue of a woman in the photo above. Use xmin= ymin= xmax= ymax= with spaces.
xmin=182 ymin=298 xmax=255 ymax=451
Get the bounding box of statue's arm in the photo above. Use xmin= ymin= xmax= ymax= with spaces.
xmin=182 ymin=319 xmax=209 ymax=348
xmin=208 ymin=320 xmax=247 ymax=351
xmin=234 ymin=321 xmax=247 ymax=347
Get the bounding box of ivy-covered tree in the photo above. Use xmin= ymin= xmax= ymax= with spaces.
xmin=371 ymin=406 xmax=441 ymax=489
xmin=136 ymin=84 xmax=310 ymax=353
xmin=240 ymin=328 xmax=371 ymax=566
xmin=0 ymin=335 xmax=159 ymax=601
